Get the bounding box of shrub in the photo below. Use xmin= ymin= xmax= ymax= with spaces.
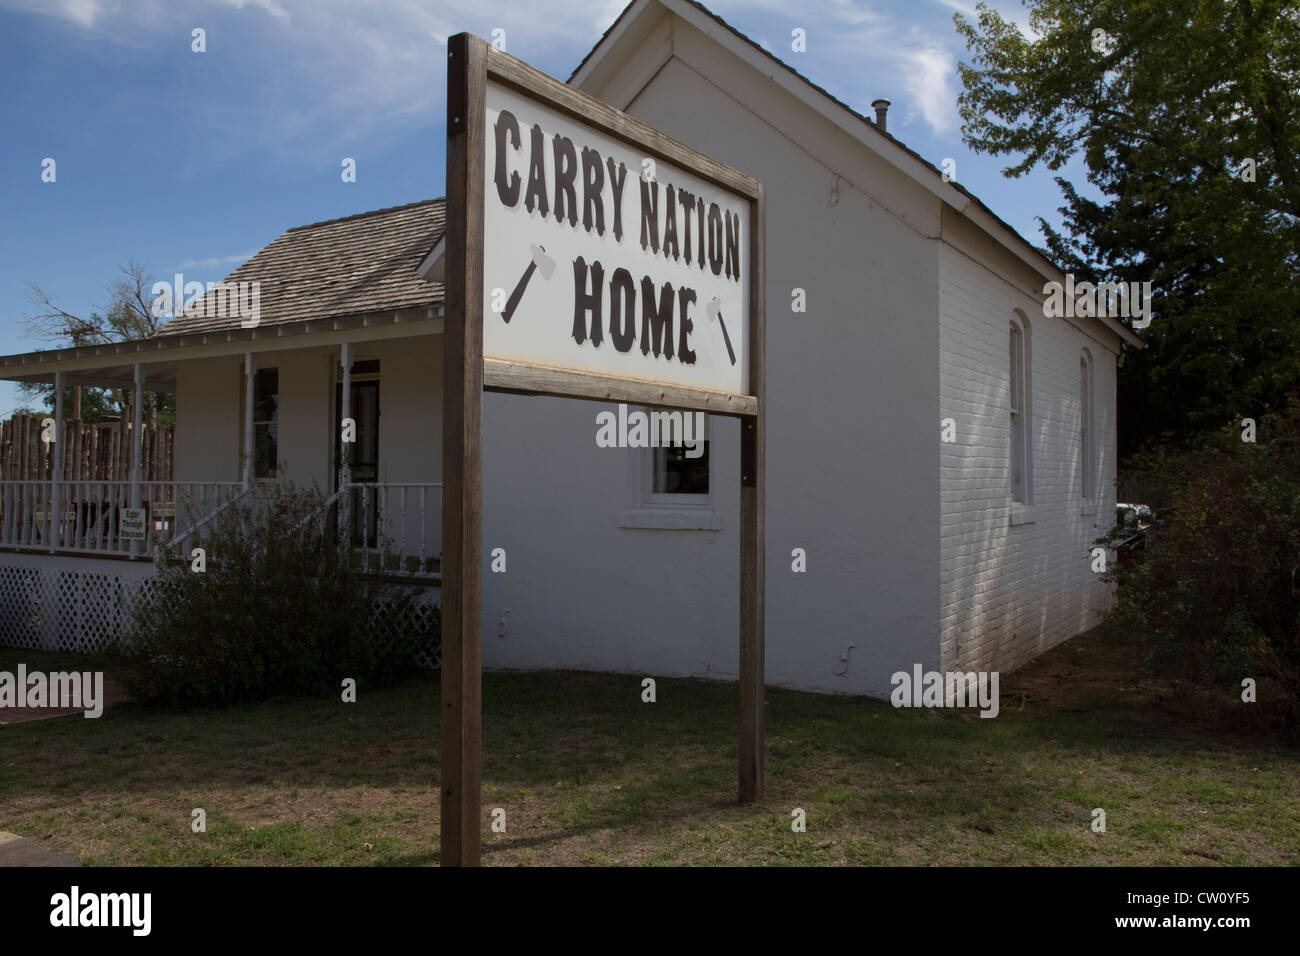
xmin=120 ymin=488 xmax=437 ymax=707
xmin=1100 ymin=403 xmax=1300 ymax=730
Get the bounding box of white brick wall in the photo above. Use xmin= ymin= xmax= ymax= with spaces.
xmin=939 ymin=241 xmax=1118 ymax=675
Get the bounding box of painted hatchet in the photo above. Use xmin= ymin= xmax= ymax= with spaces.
xmin=706 ymin=297 xmax=737 ymax=366
xmin=502 ymin=244 xmax=555 ymax=323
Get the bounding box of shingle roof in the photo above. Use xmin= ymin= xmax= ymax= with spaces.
xmin=157 ymin=199 xmax=444 ymax=337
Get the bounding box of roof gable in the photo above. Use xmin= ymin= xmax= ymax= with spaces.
xmin=570 ymin=0 xmax=1143 ymax=349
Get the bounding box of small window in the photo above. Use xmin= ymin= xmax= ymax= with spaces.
xmin=1080 ymin=352 xmax=1095 ymax=500
xmin=649 ymin=409 xmax=709 ymax=498
xmin=253 ymin=367 xmax=278 ymax=479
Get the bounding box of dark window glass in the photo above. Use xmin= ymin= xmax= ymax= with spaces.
xmin=652 ymin=412 xmax=709 ymax=494
xmin=253 ymin=368 xmax=278 ymax=479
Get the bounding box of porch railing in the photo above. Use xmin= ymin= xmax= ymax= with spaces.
xmin=0 ymin=480 xmax=244 ymax=557
xmin=341 ymin=482 xmax=442 ymax=578
xmin=0 ymin=480 xmax=443 ymax=575
xmin=167 ymin=486 xmax=255 ymax=557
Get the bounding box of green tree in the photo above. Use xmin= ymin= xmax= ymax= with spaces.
xmin=954 ymin=0 xmax=1300 ymax=453
xmin=1096 ymin=402 xmax=1300 ymax=731
xmin=22 ymin=260 xmax=175 ymax=425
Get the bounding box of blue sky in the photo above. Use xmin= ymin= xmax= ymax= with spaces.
xmin=0 ymin=0 xmax=1080 ymax=416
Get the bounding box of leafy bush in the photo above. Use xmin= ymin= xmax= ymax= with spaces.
xmin=1100 ymin=404 xmax=1300 ymax=730
xmin=120 ymin=489 xmax=437 ymax=707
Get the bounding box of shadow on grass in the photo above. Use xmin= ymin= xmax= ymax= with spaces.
xmin=1 ymin=635 xmax=1296 ymax=866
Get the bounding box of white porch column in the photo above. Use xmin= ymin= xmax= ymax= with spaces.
xmin=49 ymin=370 xmax=64 ymax=552
xmin=243 ymin=352 xmax=256 ymax=491
xmin=340 ymin=343 xmax=353 ymax=488
xmin=339 ymin=343 xmax=353 ymax=543
xmin=131 ymin=363 xmax=145 ymax=555
xmin=130 ymin=363 xmax=144 ymax=508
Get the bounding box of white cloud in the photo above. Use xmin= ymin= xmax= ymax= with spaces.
xmin=699 ymin=1 xmax=964 ymax=136
xmin=220 ymin=0 xmax=290 ymax=20
xmin=0 ymin=0 xmax=619 ymax=158
xmin=902 ymin=45 xmax=957 ymax=134
xmin=699 ymin=0 xmax=955 ymax=141
xmin=0 ymin=0 xmax=975 ymax=144
xmin=933 ymin=0 xmax=979 ymax=18
xmin=177 ymin=250 xmax=259 ymax=269
xmin=1 ymin=0 xmax=118 ymax=28
xmin=823 ymin=0 xmax=885 ymax=27
xmin=934 ymin=0 xmax=1035 ymax=37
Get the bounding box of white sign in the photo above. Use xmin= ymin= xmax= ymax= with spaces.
xmin=482 ymin=80 xmax=750 ymax=395
xmin=119 ymin=508 xmax=146 ymax=542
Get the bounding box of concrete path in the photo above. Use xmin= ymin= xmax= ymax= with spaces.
xmin=0 ymin=832 xmax=80 ymax=866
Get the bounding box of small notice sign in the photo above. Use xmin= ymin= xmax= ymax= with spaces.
xmin=119 ymin=508 xmax=146 ymax=542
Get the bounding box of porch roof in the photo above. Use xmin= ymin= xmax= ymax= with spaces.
xmin=158 ymin=198 xmax=445 ymax=338
xmin=0 ymin=308 xmax=444 ymax=388
xmin=0 ymin=200 xmax=447 ymax=387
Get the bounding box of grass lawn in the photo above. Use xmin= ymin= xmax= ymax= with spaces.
xmin=1 ymin=628 xmax=1297 ymax=865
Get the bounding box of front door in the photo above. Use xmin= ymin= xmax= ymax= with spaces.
xmin=335 ymin=377 xmax=379 ymax=547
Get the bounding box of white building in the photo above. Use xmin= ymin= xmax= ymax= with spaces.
xmin=0 ymin=0 xmax=1141 ymax=695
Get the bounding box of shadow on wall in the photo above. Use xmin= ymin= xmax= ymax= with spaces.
xmin=942 ymin=335 xmax=1113 ymax=676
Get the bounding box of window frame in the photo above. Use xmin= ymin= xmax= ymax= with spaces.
xmin=1080 ymin=349 xmax=1096 ymax=504
xmin=645 ymin=407 xmax=711 ymax=506
xmin=1008 ymin=312 xmax=1029 ymax=522
xmin=249 ymin=365 xmax=279 ymax=482
xmin=618 ymin=406 xmax=722 ymax=531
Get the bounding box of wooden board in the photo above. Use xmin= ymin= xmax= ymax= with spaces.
xmin=440 ymin=31 xmax=487 ymax=868
xmin=739 ymin=185 xmax=766 ymax=801
xmin=484 ymin=359 xmax=758 ymax=417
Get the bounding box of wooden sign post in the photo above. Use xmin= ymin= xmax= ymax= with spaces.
xmin=442 ymin=31 xmax=765 ymax=867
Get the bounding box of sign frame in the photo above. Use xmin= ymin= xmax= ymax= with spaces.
xmin=442 ymin=31 xmax=765 ymax=867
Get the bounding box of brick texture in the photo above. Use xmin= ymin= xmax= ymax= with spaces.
xmin=939 ymin=242 xmax=1117 ymax=675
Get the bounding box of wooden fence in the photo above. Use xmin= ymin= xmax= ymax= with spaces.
xmin=0 ymin=415 xmax=174 ymax=483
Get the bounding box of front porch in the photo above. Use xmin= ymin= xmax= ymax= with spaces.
xmin=0 ymin=199 xmax=448 ymax=652
xmin=0 ymin=339 xmax=447 ymax=651
xmin=0 ymin=320 xmax=446 ymax=614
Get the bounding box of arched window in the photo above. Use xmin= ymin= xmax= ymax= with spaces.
xmin=1009 ymin=314 xmax=1031 ymax=503
xmin=1080 ymin=350 xmax=1095 ymax=500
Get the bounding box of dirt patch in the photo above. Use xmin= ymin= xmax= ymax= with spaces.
xmin=1000 ymin=626 xmax=1278 ymax=742
xmin=0 ymin=674 xmax=129 ymax=725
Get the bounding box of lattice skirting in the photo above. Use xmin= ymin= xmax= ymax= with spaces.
xmin=371 ymin=587 xmax=442 ymax=670
xmin=0 ymin=564 xmax=157 ymax=654
xmin=0 ymin=562 xmax=440 ymax=666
